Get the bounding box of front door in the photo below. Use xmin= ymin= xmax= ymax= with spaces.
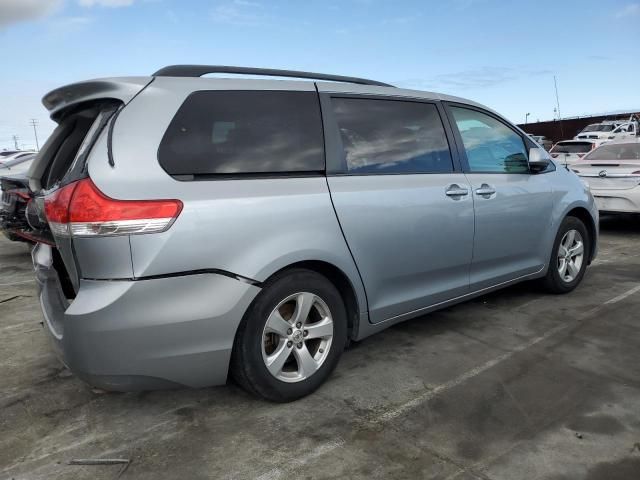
xmin=446 ymin=105 xmax=554 ymax=290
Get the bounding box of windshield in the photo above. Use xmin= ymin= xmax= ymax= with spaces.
xmin=584 ymin=143 xmax=640 ymax=160
xmin=582 ymin=124 xmax=615 ymax=133
xmin=551 ymin=142 xmax=593 ymax=154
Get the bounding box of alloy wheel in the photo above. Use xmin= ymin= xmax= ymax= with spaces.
xmin=261 ymin=292 xmax=334 ymax=383
xmin=557 ymin=229 xmax=584 ymax=283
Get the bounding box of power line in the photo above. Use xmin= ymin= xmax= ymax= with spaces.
xmin=29 ymin=118 xmax=40 ymax=151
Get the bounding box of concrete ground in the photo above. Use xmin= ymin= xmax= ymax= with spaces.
xmin=1 ymin=215 xmax=640 ymax=480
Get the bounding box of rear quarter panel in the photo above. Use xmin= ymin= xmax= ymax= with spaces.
xmin=126 ymin=176 xmax=367 ymax=314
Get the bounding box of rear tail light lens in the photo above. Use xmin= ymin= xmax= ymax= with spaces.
xmin=44 ymin=178 xmax=182 ymax=237
xmin=44 ymin=182 xmax=77 ymax=236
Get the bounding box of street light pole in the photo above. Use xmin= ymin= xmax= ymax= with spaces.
xmin=554 ymin=76 xmax=564 ymax=138
xmin=29 ymin=118 xmax=40 ymax=151
xmin=525 ymin=112 xmax=530 ymax=124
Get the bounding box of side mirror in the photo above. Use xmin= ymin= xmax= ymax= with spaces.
xmin=528 ymin=147 xmax=551 ymax=172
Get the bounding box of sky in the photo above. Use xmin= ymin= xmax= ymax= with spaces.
xmin=0 ymin=0 xmax=639 ymax=151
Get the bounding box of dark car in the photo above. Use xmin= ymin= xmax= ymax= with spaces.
xmin=1 ymin=173 xmax=35 ymax=243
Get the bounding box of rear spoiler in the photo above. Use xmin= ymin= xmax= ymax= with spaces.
xmin=42 ymin=77 xmax=153 ymax=120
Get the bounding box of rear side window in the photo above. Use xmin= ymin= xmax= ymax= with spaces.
xmin=585 ymin=143 xmax=640 ymax=160
xmin=158 ymin=91 xmax=324 ymax=176
xmin=330 ymin=98 xmax=453 ymax=174
xmin=450 ymin=107 xmax=529 ymax=174
xmin=551 ymin=142 xmax=593 ymax=154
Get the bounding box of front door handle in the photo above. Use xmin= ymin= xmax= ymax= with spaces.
xmin=445 ymin=184 xmax=469 ymax=197
xmin=475 ymin=184 xmax=496 ymax=196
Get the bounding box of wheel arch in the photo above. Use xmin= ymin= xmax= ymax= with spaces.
xmin=261 ymin=260 xmax=364 ymax=341
xmin=566 ymin=206 xmax=597 ymax=264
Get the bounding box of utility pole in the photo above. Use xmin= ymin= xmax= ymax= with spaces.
xmin=29 ymin=118 xmax=40 ymax=151
xmin=12 ymin=135 xmax=19 ymax=150
xmin=554 ymin=76 xmax=564 ymax=138
xmin=525 ymin=112 xmax=530 ymax=124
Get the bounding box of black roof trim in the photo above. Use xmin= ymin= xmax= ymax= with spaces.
xmin=152 ymin=65 xmax=394 ymax=88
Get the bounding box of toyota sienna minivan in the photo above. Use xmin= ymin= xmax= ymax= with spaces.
xmin=29 ymin=65 xmax=598 ymax=401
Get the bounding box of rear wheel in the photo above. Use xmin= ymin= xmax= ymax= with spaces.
xmin=231 ymin=269 xmax=347 ymax=402
xmin=542 ymin=216 xmax=590 ymax=294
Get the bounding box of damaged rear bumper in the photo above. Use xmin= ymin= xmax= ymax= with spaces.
xmin=33 ymin=243 xmax=261 ymax=391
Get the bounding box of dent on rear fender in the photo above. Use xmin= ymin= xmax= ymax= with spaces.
xmin=69 ymin=274 xmax=258 ymax=317
xmin=60 ymin=274 xmax=261 ymax=389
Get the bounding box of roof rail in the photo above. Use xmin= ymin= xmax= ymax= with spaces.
xmin=152 ymin=65 xmax=394 ymax=88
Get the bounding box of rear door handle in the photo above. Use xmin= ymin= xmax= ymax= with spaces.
xmin=475 ymin=184 xmax=496 ymax=196
xmin=445 ymin=184 xmax=469 ymax=197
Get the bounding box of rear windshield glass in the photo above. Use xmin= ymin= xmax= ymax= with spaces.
xmin=158 ymin=91 xmax=324 ymax=176
xmin=551 ymin=142 xmax=593 ymax=154
xmin=582 ymin=124 xmax=615 ymax=132
xmin=585 ymin=143 xmax=640 ymax=160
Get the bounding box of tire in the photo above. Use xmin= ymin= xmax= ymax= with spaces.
xmin=542 ymin=216 xmax=590 ymax=294
xmin=231 ymin=268 xmax=348 ymax=402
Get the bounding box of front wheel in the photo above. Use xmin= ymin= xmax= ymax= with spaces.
xmin=542 ymin=216 xmax=590 ymax=294
xmin=231 ymin=269 xmax=347 ymax=402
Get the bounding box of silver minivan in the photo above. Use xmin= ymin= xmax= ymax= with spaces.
xmin=30 ymin=66 xmax=598 ymax=401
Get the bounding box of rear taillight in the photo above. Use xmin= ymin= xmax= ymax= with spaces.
xmin=44 ymin=182 xmax=77 ymax=236
xmin=44 ymin=178 xmax=182 ymax=237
